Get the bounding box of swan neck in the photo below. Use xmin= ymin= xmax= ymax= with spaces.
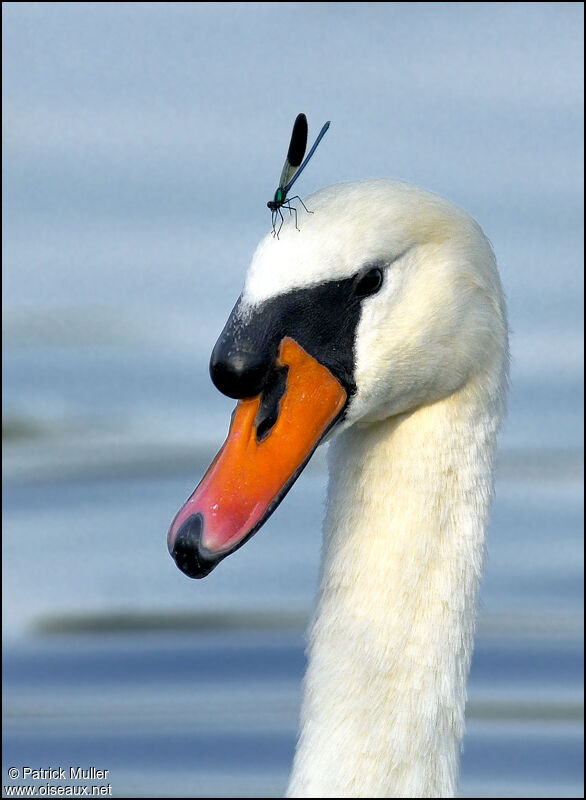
xmin=287 ymin=386 xmax=501 ymax=798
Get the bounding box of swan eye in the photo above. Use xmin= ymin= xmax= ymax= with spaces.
xmin=354 ymin=267 xmax=383 ymax=297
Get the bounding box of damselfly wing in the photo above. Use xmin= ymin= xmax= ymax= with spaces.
xmin=267 ymin=113 xmax=330 ymax=235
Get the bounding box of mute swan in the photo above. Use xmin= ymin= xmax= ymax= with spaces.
xmin=167 ymin=179 xmax=508 ymax=798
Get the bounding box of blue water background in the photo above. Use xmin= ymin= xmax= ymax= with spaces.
xmin=2 ymin=3 xmax=583 ymax=797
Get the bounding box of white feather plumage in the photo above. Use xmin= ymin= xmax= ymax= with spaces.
xmin=243 ymin=180 xmax=508 ymax=797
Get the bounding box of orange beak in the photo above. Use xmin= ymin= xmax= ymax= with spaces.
xmin=167 ymin=337 xmax=347 ymax=577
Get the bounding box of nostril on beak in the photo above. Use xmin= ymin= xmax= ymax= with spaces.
xmin=254 ymin=364 xmax=289 ymax=442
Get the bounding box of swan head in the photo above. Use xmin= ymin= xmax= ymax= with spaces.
xmin=168 ymin=179 xmax=508 ymax=578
